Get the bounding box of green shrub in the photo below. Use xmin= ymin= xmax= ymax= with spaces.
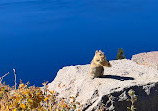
xmin=116 ymin=48 xmax=126 ymax=60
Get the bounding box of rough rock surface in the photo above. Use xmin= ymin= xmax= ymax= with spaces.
xmin=48 ymin=59 xmax=158 ymax=111
xmin=132 ymin=51 xmax=158 ymax=69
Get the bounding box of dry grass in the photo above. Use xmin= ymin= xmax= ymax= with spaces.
xmin=0 ymin=80 xmax=83 ymax=111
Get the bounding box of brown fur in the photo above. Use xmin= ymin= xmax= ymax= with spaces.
xmin=90 ymin=50 xmax=111 ymax=79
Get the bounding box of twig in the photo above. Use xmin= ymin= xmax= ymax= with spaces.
xmin=42 ymin=81 xmax=49 ymax=95
xmin=13 ymin=68 xmax=17 ymax=90
xmin=24 ymin=81 xmax=30 ymax=89
xmin=0 ymin=72 xmax=9 ymax=84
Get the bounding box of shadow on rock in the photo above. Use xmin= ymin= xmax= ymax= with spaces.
xmin=99 ymin=75 xmax=134 ymax=81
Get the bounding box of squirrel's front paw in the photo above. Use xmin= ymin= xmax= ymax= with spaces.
xmin=91 ymin=76 xmax=95 ymax=79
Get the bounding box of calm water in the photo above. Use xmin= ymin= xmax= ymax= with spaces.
xmin=0 ymin=0 xmax=158 ymax=86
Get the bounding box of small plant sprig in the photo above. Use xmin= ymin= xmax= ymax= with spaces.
xmin=127 ymin=89 xmax=137 ymax=111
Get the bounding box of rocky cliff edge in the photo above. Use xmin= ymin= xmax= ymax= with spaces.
xmin=48 ymin=52 xmax=158 ymax=111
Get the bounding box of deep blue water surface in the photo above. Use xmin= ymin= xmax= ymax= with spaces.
xmin=0 ymin=0 xmax=158 ymax=86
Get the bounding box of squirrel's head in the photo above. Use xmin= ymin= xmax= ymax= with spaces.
xmin=95 ymin=50 xmax=106 ymax=61
xmin=94 ymin=50 xmax=111 ymax=67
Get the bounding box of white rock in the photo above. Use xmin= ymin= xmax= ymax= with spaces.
xmin=48 ymin=59 xmax=158 ymax=111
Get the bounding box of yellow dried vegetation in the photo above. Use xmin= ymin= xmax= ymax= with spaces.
xmin=0 ymin=80 xmax=83 ymax=111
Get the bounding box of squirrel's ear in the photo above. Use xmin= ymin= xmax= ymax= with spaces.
xmin=99 ymin=50 xmax=102 ymax=53
xmin=95 ymin=50 xmax=98 ymax=54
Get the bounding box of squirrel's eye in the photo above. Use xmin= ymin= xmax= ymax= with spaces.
xmin=99 ymin=53 xmax=102 ymax=56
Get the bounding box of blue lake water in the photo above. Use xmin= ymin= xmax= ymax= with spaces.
xmin=0 ymin=0 xmax=158 ymax=86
